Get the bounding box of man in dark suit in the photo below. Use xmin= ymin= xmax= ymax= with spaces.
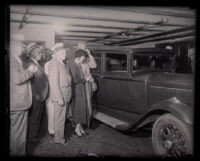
xmin=25 ymin=42 xmax=49 ymax=140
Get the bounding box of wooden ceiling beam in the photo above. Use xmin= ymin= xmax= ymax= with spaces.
xmin=94 ymin=7 xmax=195 ymax=18
xmin=64 ymin=30 xmax=145 ymax=36
xmin=119 ymin=31 xmax=195 ymax=46
xmin=11 ymin=10 xmax=186 ymax=27
xmin=69 ymin=24 xmax=166 ymax=32
xmin=10 ymin=19 xmax=167 ymax=33
xmin=107 ymin=25 xmax=195 ymax=45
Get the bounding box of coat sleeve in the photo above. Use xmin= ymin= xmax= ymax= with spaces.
xmin=10 ymin=57 xmax=33 ymax=85
xmin=87 ymin=54 xmax=97 ymax=69
xmin=48 ymin=63 xmax=63 ymax=101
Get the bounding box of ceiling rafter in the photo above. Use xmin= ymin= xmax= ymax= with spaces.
xmin=11 ymin=19 xmax=167 ymax=33
xmin=107 ymin=25 xmax=195 ymax=46
xmin=69 ymin=24 xmax=166 ymax=32
xmin=93 ymin=7 xmax=195 ymax=18
xmin=63 ymin=30 xmax=145 ymax=36
xmin=11 ymin=9 xmax=186 ymax=27
xmin=119 ymin=31 xmax=195 ymax=46
xmin=88 ymin=18 xmax=170 ymax=42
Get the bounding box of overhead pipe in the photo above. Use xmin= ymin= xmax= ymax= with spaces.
xmin=107 ymin=25 xmax=195 ymax=46
xmin=118 ymin=31 xmax=195 ymax=46
xmin=88 ymin=19 xmax=172 ymax=42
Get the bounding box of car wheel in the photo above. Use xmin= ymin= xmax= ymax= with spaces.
xmin=152 ymin=113 xmax=193 ymax=157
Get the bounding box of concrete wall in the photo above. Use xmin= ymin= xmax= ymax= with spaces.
xmin=10 ymin=23 xmax=55 ymax=49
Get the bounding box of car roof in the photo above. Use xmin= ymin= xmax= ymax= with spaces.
xmin=88 ymin=46 xmax=133 ymax=52
xmin=89 ymin=46 xmax=174 ymax=55
xmin=133 ymin=48 xmax=174 ymax=54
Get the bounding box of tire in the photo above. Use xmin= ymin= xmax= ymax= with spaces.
xmin=152 ymin=113 xmax=193 ymax=157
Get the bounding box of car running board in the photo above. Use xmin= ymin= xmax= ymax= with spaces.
xmin=93 ymin=111 xmax=131 ymax=130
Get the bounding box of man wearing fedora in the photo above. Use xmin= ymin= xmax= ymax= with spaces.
xmin=48 ymin=43 xmax=72 ymax=145
xmin=25 ymin=42 xmax=49 ymax=140
xmin=10 ymin=33 xmax=38 ymax=156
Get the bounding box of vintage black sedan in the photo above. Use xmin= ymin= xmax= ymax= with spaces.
xmin=89 ymin=46 xmax=194 ymax=157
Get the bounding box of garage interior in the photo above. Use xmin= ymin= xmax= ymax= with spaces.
xmin=10 ymin=6 xmax=195 ymax=74
xmin=8 ymin=5 xmax=195 ymax=157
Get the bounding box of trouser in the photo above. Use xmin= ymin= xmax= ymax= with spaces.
xmin=53 ymin=101 xmax=69 ymax=143
xmin=66 ymin=98 xmax=74 ymax=121
xmin=28 ymin=100 xmax=44 ymax=138
xmin=10 ymin=110 xmax=28 ymax=156
xmin=46 ymin=99 xmax=54 ymax=134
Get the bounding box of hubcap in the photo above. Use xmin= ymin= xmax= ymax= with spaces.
xmin=160 ymin=124 xmax=187 ymax=157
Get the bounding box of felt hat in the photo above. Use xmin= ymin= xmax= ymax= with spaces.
xmin=75 ymin=49 xmax=87 ymax=58
xmin=54 ymin=43 xmax=65 ymax=51
xmin=27 ymin=42 xmax=41 ymax=55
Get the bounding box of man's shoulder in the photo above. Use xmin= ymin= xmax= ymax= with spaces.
xmin=49 ymin=59 xmax=59 ymax=68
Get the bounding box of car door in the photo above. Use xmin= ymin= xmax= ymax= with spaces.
xmin=97 ymin=51 xmax=132 ymax=112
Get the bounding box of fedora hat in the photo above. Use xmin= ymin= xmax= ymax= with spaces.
xmin=54 ymin=43 xmax=65 ymax=52
xmin=75 ymin=49 xmax=87 ymax=58
xmin=26 ymin=42 xmax=41 ymax=55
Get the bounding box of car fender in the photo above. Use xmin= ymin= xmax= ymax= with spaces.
xmin=131 ymin=97 xmax=193 ymax=130
xmin=149 ymin=97 xmax=193 ymax=125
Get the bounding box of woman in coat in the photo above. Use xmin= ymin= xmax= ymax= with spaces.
xmin=80 ymin=49 xmax=97 ymax=128
xmin=68 ymin=49 xmax=91 ymax=137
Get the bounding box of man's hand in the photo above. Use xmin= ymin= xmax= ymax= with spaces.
xmin=57 ymin=99 xmax=64 ymax=106
xmin=85 ymin=75 xmax=92 ymax=81
xmin=85 ymin=49 xmax=91 ymax=55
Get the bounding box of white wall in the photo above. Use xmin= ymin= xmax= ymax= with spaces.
xmin=10 ymin=23 xmax=55 ymax=49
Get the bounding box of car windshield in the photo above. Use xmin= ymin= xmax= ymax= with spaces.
xmin=132 ymin=54 xmax=175 ymax=73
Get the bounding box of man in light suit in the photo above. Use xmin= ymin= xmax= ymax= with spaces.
xmin=10 ymin=33 xmax=38 ymax=156
xmin=44 ymin=47 xmax=56 ymax=136
xmin=25 ymin=42 xmax=49 ymax=140
xmin=48 ymin=43 xmax=72 ymax=145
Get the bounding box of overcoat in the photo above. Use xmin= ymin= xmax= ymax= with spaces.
xmin=68 ymin=60 xmax=89 ymax=124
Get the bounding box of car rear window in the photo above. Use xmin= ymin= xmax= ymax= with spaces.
xmin=106 ymin=53 xmax=127 ymax=72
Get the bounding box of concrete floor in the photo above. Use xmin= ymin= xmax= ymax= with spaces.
xmin=27 ymin=112 xmax=156 ymax=157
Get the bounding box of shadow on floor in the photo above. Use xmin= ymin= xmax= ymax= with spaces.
xmin=89 ymin=119 xmax=101 ymax=131
xmin=120 ymin=123 xmax=153 ymax=138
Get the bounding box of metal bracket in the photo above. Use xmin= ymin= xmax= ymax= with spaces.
xmin=19 ymin=6 xmax=31 ymax=30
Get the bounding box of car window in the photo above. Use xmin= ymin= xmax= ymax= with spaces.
xmin=106 ymin=53 xmax=127 ymax=72
xmin=90 ymin=52 xmax=101 ymax=73
xmin=132 ymin=54 xmax=174 ymax=72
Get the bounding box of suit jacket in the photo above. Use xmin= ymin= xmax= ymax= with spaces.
xmin=48 ymin=57 xmax=72 ymax=103
xmin=10 ymin=55 xmax=33 ymax=111
xmin=24 ymin=58 xmax=49 ymax=102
